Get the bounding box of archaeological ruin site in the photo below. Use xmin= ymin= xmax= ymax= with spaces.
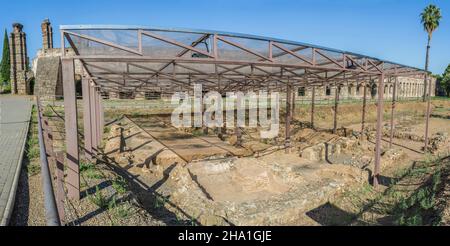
xmin=4 ymin=19 xmax=449 ymax=227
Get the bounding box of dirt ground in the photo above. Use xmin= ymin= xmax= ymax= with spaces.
xmin=97 ymin=99 xmax=449 ymax=225
xmin=11 ymin=98 xmax=450 ymax=226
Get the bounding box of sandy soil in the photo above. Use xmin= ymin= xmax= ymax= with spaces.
xmin=11 ymin=99 xmax=449 ymax=226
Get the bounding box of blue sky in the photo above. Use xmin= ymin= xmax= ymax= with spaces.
xmin=1 ymin=0 xmax=448 ymax=74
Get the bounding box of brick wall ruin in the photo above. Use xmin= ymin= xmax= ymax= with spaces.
xmin=32 ymin=19 xmax=82 ymax=100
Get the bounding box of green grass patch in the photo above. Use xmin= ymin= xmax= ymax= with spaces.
xmin=24 ymin=106 xmax=41 ymax=176
xmin=110 ymin=199 xmax=132 ymax=219
xmin=390 ymin=157 xmax=446 ymax=226
xmin=80 ymin=161 xmax=105 ymax=179
xmin=26 ymin=164 xmax=41 ymax=176
xmin=112 ymin=176 xmax=128 ymax=194
xmin=154 ymin=195 xmax=169 ymax=209
xmin=191 ymin=128 xmax=206 ymax=137
xmin=394 ymin=172 xmax=442 ymax=226
xmin=80 ymin=161 xmax=96 ymax=172
xmin=89 ymin=186 xmax=109 ymax=209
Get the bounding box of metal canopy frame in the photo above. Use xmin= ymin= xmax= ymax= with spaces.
xmin=58 ymin=25 xmax=431 ymax=199
xmin=60 ymin=25 xmax=426 ymax=93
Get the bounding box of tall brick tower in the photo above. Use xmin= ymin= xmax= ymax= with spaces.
xmin=9 ymin=23 xmax=30 ymax=95
xmin=41 ymin=18 xmax=53 ymax=51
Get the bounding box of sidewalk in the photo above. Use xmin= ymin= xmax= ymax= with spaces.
xmin=0 ymin=95 xmax=32 ymax=225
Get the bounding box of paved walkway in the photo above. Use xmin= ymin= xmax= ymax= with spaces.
xmin=0 ymin=95 xmax=32 ymax=225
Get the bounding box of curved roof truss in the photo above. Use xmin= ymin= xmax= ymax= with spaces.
xmin=60 ymin=25 xmax=427 ymax=93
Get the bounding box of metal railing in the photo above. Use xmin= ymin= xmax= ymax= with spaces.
xmin=36 ymin=97 xmax=65 ymax=226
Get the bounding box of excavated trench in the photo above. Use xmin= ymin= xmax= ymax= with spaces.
xmin=101 ymin=113 xmax=418 ymax=225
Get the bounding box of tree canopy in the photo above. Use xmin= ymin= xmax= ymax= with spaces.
xmin=439 ymin=64 xmax=450 ymax=96
xmin=0 ymin=29 xmax=10 ymax=85
xmin=421 ymin=4 xmax=442 ymax=38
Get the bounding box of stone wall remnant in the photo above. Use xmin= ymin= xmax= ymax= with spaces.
xmin=9 ymin=23 xmax=30 ymax=95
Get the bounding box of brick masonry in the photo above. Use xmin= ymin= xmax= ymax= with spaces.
xmin=9 ymin=23 xmax=30 ymax=95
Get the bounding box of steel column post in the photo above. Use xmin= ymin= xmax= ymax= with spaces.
xmin=89 ymin=83 xmax=98 ymax=151
xmin=81 ymin=77 xmax=93 ymax=160
xmin=333 ymin=84 xmax=339 ymax=134
xmin=361 ymin=82 xmax=367 ymax=139
xmin=234 ymin=93 xmax=241 ymax=146
xmin=55 ymin=152 xmax=65 ymax=224
xmin=291 ymin=87 xmax=296 ymax=120
xmin=311 ymin=86 xmax=315 ymax=129
xmin=389 ymin=77 xmax=397 ymax=148
xmin=285 ymin=82 xmax=291 ymax=153
xmin=99 ymin=91 xmax=104 ymax=141
xmin=95 ymin=88 xmax=101 ymax=147
xmin=62 ymin=58 xmax=80 ymax=200
xmin=424 ymin=76 xmax=432 ymax=152
xmin=374 ymin=73 xmax=385 ymax=187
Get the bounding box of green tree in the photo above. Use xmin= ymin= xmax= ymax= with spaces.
xmin=0 ymin=30 xmax=10 ymax=80
xmin=440 ymin=64 xmax=450 ymax=97
xmin=420 ymin=4 xmax=442 ymax=101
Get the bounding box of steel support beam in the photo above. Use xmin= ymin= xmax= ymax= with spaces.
xmin=62 ymin=58 xmax=80 ymax=200
xmin=285 ymin=82 xmax=291 ymax=153
xmin=389 ymin=77 xmax=397 ymax=148
xmin=374 ymin=73 xmax=385 ymax=187
xmin=291 ymin=86 xmax=296 ymax=120
xmin=333 ymin=84 xmax=339 ymax=134
xmin=361 ymin=82 xmax=367 ymax=140
xmin=99 ymin=89 xmax=104 ymax=142
xmin=95 ymin=89 xmax=101 ymax=145
xmin=424 ymin=77 xmax=432 ymax=152
xmin=81 ymin=77 xmax=93 ymax=160
xmin=89 ymin=83 xmax=98 ymax=151
xmin=311 ymin=86 xmax=315 ymax=129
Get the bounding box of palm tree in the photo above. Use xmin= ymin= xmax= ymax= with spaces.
xmin=420 ymin=4 xmax=442 ymax=102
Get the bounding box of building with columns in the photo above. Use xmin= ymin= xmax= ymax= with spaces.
xmin=294 ymin=76 xmax=435 ymax=101
xmin=33 ymin=19 xmax=82 ymax=100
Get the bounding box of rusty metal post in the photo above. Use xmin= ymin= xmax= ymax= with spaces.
xmin=311 ymin=86 xmax=315 ymax=129
xmin=89 ymin=83 xmax=98 ymax=152
xmin=285 ymin=82 xmax=291 ymax=153
xmin=62 ymin=58 xmax=80 ymax=200
xmin=99 ymin=91 xmax=104 ymax=141
xmin=389 ymin=77 xmax=397 ymax=148
xmin=201 ymin=92 xmax=209 ymax=135
xmin=291 ymin=86 xmax=296 ymax=120
xmin=234 ymin=95 xmax=242 ymax=146
xmin=55 ymin=152 xmax=66 ymax=225
xmin=333 ymin=83 xmax=339 ymax=134
xmin=374 ymin=73 xmax=385 ymax=187
xmin=424 ymin=76 xmax=432 ymax=152
xmin=81 ymin=77 xmax=93 ymax=160
xmin=95 ymin=89 xmax=101 ymax=146
xmin=361 ymin=81 xmax=368 ymax=139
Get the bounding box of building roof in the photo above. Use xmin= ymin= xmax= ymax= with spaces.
xmin=60 ymin=25 xmax=426 ymax=93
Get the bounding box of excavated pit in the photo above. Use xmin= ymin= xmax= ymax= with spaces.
xmin=102 ymin=116 xmax=404 ymax=225
xmin=98 ymin=100 xmax=450 ymax=225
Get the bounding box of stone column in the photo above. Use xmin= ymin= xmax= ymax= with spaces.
xmin=41 ymin=19 xmax=54 ymax=51
xmin=109 ymin=91 xmax=119 ymax=99
xmin=135 ymin=91 xmax=146 ymax=100
xmin=9 ymin=23 xmax=29 ymax=95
